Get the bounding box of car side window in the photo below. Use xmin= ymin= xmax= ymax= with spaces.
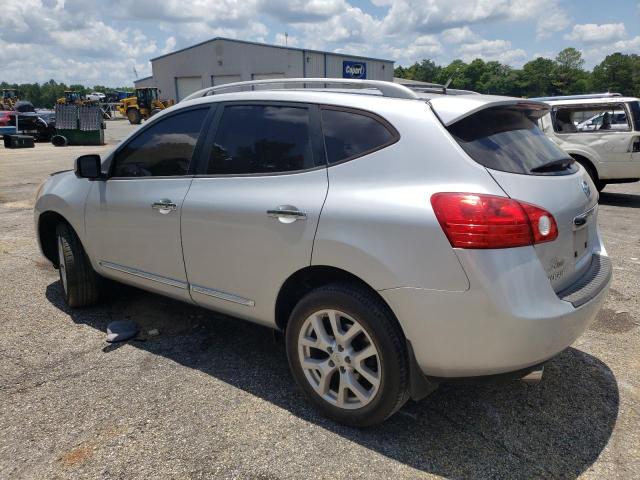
xmin=552 ymin=104 xmax=631 ymax=134
xmin=206 ymin=105 xmax=314 ymax=175
xmin=321 ymin=108 xmax=397 ymax=164
xmin=111 ymin=108 xmax=208 ymax=177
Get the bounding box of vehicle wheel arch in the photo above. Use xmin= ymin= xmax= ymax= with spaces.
xmin=38 ymin=211 xmax=72 ymax=267
xmin=275 ymin=265 xmax=403 ymax=335
xmin=570 ymin=153 xmax=599 ymax=179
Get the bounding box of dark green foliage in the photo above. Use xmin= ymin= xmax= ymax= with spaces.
xmin=394 ymin=48 xmax=640 ymax=97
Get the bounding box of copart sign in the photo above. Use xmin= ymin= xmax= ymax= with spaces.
xmin=343 ymin=61 xmax=367 ymax=79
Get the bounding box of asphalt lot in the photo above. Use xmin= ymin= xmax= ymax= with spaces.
xmin=0 ymin=121 xmax=638 ymax=479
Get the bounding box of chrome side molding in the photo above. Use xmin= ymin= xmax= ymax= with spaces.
xmin=99 ymin=261 xmax=255 ymax=307
xmin=99 ymin=261 xmax=189 ymax=290
xmin=190 ymin=284 xmax=255 ymax=307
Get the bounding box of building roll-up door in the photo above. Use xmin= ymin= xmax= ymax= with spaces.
xmin=175 ymin=76 xmax=203 ymax=101
xmin=251 ymin=73 xmax=285 ymax=80
xmin=211 ymin=75 xmax=243 ymax=86
xmin=251 ymin=73 xmax=285 ymax=90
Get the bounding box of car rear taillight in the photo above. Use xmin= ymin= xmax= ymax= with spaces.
xmin=431 ymin=193 xmax=558 ymax=249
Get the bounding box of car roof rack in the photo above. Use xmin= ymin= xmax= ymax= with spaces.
xmin=531 ymin=92 xmax=623 ymax=102
xmin=395 ymin=82 xmax=446 ymax=94
xmin=182 ymin=78 xmax=421 ymax=102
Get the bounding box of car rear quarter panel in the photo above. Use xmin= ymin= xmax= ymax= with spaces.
xmin=312 ymin=102 xmax=505 ymax=291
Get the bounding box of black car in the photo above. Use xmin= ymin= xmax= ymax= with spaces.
xmin=7 ymin=102 xmax=56 ymax=142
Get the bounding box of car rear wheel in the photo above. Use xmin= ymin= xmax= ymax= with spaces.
xmin=56 ymin=223 xmax=100 ymax=308
xmin=286 ymin=282 xmax=409 ymax=426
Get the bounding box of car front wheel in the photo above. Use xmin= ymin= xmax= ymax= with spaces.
xmin=286 ymin=282 xmax=409 ymax=426
xmin=56 ymin=222 xmax=100 ymax=308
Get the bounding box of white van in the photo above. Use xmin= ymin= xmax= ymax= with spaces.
xmin=536 ymin=93 xmax=640 ymax=191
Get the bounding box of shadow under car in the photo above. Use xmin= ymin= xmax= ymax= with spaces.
xmin=46 ymin=281 xmax=619 ymax=480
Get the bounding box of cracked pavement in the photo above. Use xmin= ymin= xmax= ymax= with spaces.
xmin=0 ymin=121 xmax=639 ymax=479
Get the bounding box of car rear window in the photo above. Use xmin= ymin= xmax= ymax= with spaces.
xmin=448 ymin=107 xmax=577 ymax=176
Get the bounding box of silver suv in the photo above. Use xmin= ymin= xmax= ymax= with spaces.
xmin=35 ymin=79 xmax=611 ymax=426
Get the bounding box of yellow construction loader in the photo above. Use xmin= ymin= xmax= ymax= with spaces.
xmin=117 ymin=88 xmax=175 ymax=124
xmin=57 ymin=91 xmax=85 ymax=105
xmin=1 ymin=89 xmax=19 ymax=110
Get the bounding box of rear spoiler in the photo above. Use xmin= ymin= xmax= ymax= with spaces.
xmin=428 ymin=95 xmax=549 ymax=126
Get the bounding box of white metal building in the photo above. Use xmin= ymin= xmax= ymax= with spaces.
xmin=135 ymin=37 xmax=394 ymax=102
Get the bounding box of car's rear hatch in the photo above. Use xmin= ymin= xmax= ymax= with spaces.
xmin=430 ymin=96 xmax=599 ymax=292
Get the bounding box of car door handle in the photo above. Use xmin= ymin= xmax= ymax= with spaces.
xmin=151 ymin=199 xmax=177 ymax=214
xmin=267 ymin=206 xmax=307 ymax=222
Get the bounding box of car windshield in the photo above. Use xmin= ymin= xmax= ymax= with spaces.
xmin=448 ymin=106 xmax=576 ymax=176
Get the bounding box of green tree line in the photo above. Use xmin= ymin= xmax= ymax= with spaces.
xmin=394 ymin=48 xmax=640 ymax=97
xmin=0 ymin=80 xmax=134 ymax=108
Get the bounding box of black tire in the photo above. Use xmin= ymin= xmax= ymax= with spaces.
xmin=51 ymin=135 xmax=68 ymax=147
xmin=127 ymin=108 xmax=141 ymax=125
xmin=56 ymin=222 xmax=100 ymax=308
xmin=286 ymin=282 xmax=409 ymax=427
xmin=149 ymin=108 xmax=162 ymax=117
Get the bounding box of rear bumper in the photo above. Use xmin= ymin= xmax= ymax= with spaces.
xmin=381 ymin=247 xmax=611 ymax=378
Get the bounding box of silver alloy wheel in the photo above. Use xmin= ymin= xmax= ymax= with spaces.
xmin=57 ymin=235 xmax=68 ymax=295
xmin=298 ymin=309 xmax=381 ymax=410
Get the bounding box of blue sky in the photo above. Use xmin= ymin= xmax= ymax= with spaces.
xmin=1 ymin=0 xmax=639 ymax=86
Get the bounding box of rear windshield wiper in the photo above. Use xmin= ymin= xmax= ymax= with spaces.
xmin=530 ymin=157 xmax=575 ymax=173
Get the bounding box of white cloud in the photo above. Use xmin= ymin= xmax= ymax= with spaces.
xmin=435 ymin=26 xmax=527 ymax=67
xmin=274 ymin=32 xmax=299 ymax=47
xmin=162 ymin=36 xmax=177 ymax=54
xmin=292 ymin=5 xmax=379 ymax=47
xmin=565 ymin=23 xmax=626 ymax=44
xmin=390 ymin=35 xmax=442 ymax=63
xmin=380 ymin=0 xmax=569 ymax=38
xmin=581 ymin=34 xmax=640 ymax=65
xmin=51 ymin=22 xmax=157 ymax=58
xmin=259 ymin=0 xmax=347 ymax=23
xmin=536 ymin=10 xmax=570 ymax=39
xmin=458 ymin=39 xmax=527 ymax=65
xmin=441 ymin=26 xmax=480 ymax=44
xmin=0 ymin=0 xmax=627 ymax=87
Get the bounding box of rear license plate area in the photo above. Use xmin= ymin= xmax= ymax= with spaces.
xmin=573 ymin=207 xmax=595 ymax=261
xmin=573 ymin=226 xmax=588 ymax=260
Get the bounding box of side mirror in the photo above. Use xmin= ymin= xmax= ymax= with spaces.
xmin=75 ymin=154 xmax=102 ymax=179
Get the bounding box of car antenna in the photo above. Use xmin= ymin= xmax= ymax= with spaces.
xmin=443 ymin=77 xmax=453 ymax=95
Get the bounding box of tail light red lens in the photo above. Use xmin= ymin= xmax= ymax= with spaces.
xmin=431 ymin=193 xmax=558 ymax=249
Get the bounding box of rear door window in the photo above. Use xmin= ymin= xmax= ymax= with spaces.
xmin=321 ymin=108 xmax=398 ymax=164
xmin=448 ymin=106 xmax=577 ymax=176
xmin=206 ymin=104 xmax=315 ymax=175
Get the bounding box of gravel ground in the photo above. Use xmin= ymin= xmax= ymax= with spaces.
xmin=0 ymin=122 xmax=638 ymax=479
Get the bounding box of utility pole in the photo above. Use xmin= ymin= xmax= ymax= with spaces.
xmin=285 ymin=32 xmax=288 ymax=46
